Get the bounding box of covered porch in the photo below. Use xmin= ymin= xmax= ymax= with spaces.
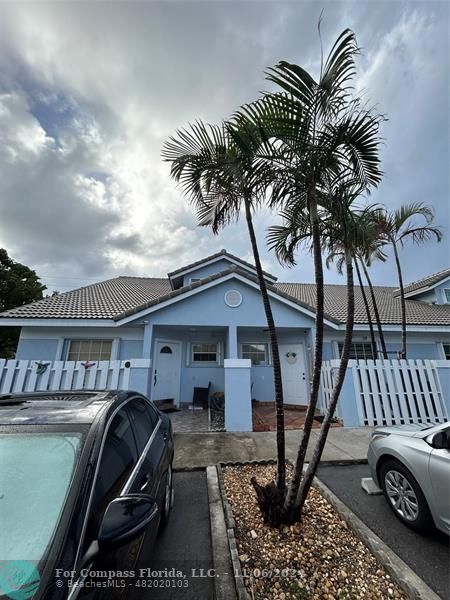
xmin=146 ymin=323 xmax=314 ymax=431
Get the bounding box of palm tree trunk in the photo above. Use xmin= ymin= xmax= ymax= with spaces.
xmin=283 ymin=191 xmax=324 ymax=520
xmin=354 ymin=258 xmax=377 ymax=359
xmin=360 ymin=259 xmax=388 ymax=359
xmin=392 ymin=240 xmax=407 ymax=359
xmin=296 ymin=247 xmax=355 ymax=514
xmin=244 ymin=197 xmax=286 ymax=491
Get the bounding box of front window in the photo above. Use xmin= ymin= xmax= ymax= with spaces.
xmin=442 ymin=343 xmax=450 ymax=360
xmin=444 ymin=289 xmax=450 ymax=304
xmin=0 ymin=432 xmax=83 ymax=562
xmin=191 ymin=342 xmax=219 ymax=364
xmin=338 ymin=342 xmax=375 ymax=360
xmin=67 ymin=339 xmax=113 ymax=362
xmin=241 ymin=343 xmax=269 ymax=365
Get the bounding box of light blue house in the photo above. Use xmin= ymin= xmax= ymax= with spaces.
xmin=0 ymin=251 xmax=449 ymax=430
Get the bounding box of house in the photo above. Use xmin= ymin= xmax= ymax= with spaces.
xmin=0 ymin=251 xmax=449 ymax=430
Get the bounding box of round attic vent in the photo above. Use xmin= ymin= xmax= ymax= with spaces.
xmin=224 ymin=289 xmax=242 ymax=308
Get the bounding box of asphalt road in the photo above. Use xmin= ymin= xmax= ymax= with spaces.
xmin=129 ymin=470 xmax=214 ymax=600
xmin=317 ymin=464 xmax=450 ymax=600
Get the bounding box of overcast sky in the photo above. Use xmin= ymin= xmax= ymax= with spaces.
xmin=0 ymin=0 xmax=448 ymax=293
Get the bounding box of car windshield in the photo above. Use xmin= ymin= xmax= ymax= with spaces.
xmin=0 ymin=432 xmax=83 ymax=563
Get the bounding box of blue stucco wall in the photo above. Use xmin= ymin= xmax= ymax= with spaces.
xmin=15 ymin=338 xmax=59 ymax=360
xmin=119 ymin=340 xmax=143 ymax=359
xmin=144 ymin=279 xmax=316 ymax=329
xmin=181 ymin=259 xmax=232 ymax=286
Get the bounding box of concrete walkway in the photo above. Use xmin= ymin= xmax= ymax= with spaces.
xmin=174 ymin=427 xmax=372 ymax=469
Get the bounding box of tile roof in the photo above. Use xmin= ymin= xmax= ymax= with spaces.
xmin=276 ymin=283 xmax=450 ymax=326
xmin=395 ymin=268 xmax=450 ymax=297
xmin=1 ymin=269 xmax=449 ymax=326
xmin=167 ymin=249 xmax=277 ymax=281
xmin=0 ymin=277 xmax=171 ymax=320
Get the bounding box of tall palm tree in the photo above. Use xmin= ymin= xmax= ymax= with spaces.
xmin=162 ymin=120 xmax=287 ymax=502
xmin=245 ymin=29 xmax=384 ymax=520
xmin=326 ymin=248 xmax=377 ymax=359
xmin=374 ymin=203 xmax=442 ymax=358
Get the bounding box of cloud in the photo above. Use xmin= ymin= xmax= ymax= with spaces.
xmin=0 ymin=1 xmax=447 ymax=293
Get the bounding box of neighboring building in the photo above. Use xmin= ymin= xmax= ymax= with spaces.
xmin=0 ymin=251 xmax=449 ymax=407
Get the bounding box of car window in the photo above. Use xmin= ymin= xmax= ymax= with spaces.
xmin=86 ymin=407 xmax=138 ymax=539
xmin=0 ymin=432 xmax=83 ymax=563
xmin=128 ymin=398 xmax=159 ymax=453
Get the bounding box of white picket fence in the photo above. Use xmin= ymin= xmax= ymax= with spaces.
xmin=321 ymin=359 xmax=448 ymax=427
xmin=0 ymin=359 xmax=151 ymax=394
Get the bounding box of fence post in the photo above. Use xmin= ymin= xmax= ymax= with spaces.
xmin=127 ymin=359 xmax=153 ymax=395
xmin=338 ymin=362 xmax=362 ymax=427
xmin=435 ymin=360 xmax=450 ymax=419
xmin=224 ymin=359 xmax=252 ymax=432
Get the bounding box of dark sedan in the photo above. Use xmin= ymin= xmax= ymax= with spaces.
xmin=0 ymin=390 xmax=174 ymax=600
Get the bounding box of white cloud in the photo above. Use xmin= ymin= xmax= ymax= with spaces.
xmin=0 ymin=1 xmax=447 ymax=292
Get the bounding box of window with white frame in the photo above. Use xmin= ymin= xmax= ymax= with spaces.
xmin=338 ymin=342 xmax=375 ymax=360
xmin=442 ymin=343 xmax=450 ymax=360
xmin=191 ymin=342 xmax=219 ymax=364
xmin=444 ymin=289 xmax=450 ymax=304
xmin=241 ymin=343 xmax=270 ymax=366
xmin=67 ymin=339 xmax=113 ymax=362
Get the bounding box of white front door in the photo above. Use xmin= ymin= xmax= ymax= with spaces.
xmin=152 ymin=341 xmax=182 ymax=404
xmin=279 ymin=343 xmax=308 ymax=405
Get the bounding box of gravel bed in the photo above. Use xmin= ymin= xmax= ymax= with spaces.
xmin=223 ymin=464 xmax=406 ymax=600
xmin=210 ymin=407 xmax=225 ymax=431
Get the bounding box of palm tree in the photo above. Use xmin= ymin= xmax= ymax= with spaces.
xmin=162 ymin=120 xmax=288 ymax=507
xmin=326 ymin=246 xmax=378 ymax=360
xmin=246 ymin=29 xmax=384 ymax=520
xmin=374 ymin=203 xmax=442 ymax=358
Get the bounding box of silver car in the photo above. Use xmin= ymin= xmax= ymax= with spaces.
xmin=368 ymin=421 xmax=450 ymax=534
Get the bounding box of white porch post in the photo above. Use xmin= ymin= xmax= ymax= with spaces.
xmin=224 ymin=358 xmax=253 ymax=432
xmin=142 ymin=322 xmax=154 ymax=398
xmin=227 ymin=325 xmax=238 ymax=358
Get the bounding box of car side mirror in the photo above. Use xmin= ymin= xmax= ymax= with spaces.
xmin=430 ymin=431 xmax=450 ymax=450
xmin=98 ymin=494 xmax=158 ymax=550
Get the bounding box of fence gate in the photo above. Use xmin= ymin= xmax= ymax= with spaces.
xmin=353 ymin=359 xmax=447 ymax=426
xmin=320 ymin=359 xmax=448 ymax=427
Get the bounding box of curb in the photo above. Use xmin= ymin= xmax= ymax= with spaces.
xmin=313 ymin=475 xmax=441 ymax=600
xmin=216 ymin=463 xmax=250 ymax=600
xmin=206 ymin=465 xmax=239 ymax=600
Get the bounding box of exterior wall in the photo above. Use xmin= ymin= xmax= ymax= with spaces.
xmin=151 ymin=327 xmax=225 ymax=404
xmin=141 ymin=279 xmax=317 ymax=329
xmin=15 ymin=337 xmax=60 ymax=360
xmin=324 ymin=331 xmax=448 ymax=361
xmin=408 ymin=278 xmax=450 ymax=305
xmin=181 ymin=259 xmax=232 ymax=286
xmin=433 ymin=280 xmax=450 ymax=305
xmin=15 ymin=326 xmax=144 ymax=361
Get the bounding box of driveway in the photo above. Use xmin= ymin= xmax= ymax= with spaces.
xmin=129 ymin=470 xmax=214 ymax=600
xmin=317 ymin=464 xmax=449 ymax=600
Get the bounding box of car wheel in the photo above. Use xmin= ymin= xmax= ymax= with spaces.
xmin=380 ymin=459 xmax=432 ymax=532
xmin=159 ymin=464 xmax=173 ymax=530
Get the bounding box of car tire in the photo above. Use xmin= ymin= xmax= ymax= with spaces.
xmin=380 ymin=459 xmax=432 ymax=532
xmin=159 ymin=464 xmax=173 ymax=531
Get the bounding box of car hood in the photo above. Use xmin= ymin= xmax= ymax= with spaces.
xmin=374 ymin=423 xmax=432 ymax=437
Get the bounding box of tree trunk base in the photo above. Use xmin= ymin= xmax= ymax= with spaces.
xmin=251 ymin=477 xmax=287 ymax=527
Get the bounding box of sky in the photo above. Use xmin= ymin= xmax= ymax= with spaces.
xmin=0 ymin=0 xmax=448 ymax=294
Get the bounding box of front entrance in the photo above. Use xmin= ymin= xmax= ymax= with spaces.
xmin=152 ymin=340 xmax=182 ymax=404
xmin=279 ymin=343 xmax=308 ymax=405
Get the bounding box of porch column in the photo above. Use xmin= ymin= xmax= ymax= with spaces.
xmin=227 ymin=325 xmax=238 ymax=358
xmin=142 ymin=322 xmax=154 ymax=398
xmin=224 ymin=359 xmax=252 ymax=432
